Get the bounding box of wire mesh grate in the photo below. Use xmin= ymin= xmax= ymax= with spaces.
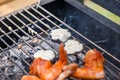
xmin=0 ymin=3 xmax=120 ymax=80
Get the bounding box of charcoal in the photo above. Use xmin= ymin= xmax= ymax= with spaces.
xmin=9 ymin=48 xmax=22 ymax=58
xmin=22 ymin=58 xmax=33 ymax=72
xmin=34 ymin=46 xmax=42 ymax=50
xmin=41 ymin=41 xmax=52 ymax=50
xmin=32 ymin=38 xmax=42 ymax=44
xmin=46 ymin=39 xmax=59 ymax=49
xmin=2 ymin=56 xmax=8 ymax=63
xmin=8 ymin=75 xmax=19 ymax=80
xmin=0 ymin=56 xmax=14 ymax=68
xmin=13 ymin=65 xmax=23 ymax=73
xmin=27 ymin=40 xmax=38 ymax=47
xmin=14 ymin=60 xmax=25 ymax=72
xmin=22 ymin=45 xmax=35 ymax=55
xmin=18 ymin=36 xmax=30 ymax=43
xmin=2 ymin=34 xmax=118 ymax=80
xmin=4 ymin=67 xmax=13 ymax=76
xmin=0 ymin=74 xmax=6 ymax=80
xmin=0 ymin=62 xmax=14 ymax=68
xmin=22 ymin=36 xmax=30 ymax=41
xmin=0 ymin=35 xmax=87 ymax=80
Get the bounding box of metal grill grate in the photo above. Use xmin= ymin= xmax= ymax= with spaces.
xmin=0 ymin=3 xmax=120 ymax=80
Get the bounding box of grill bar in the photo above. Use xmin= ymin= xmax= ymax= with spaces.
xmin=9 ymin=12 xmax=61 ymax=52
xmin=0 ymin=2 xmax=120 ymax=80
xmin=9 ymin=13 xmax=59 ymax=52
xmin=1 ymin=19 xmax=36 ymax=54
xmin=30 ymin=6 xmax=61 ymax=29
xmin=1 ymin=20 xmax=35 ymax=56
xmin=0 ymin=35 xmax=29 ymax=74
xmin=0 ymin=48 xmax=27 ymax=80
xmin=0 ymin=15 xmax=50 ymax=40
xmin=1 ymin=18 xmax=58 ymax=78
xmin=1 ymin=6 xmax=61 ymax=60
xmin=1 ymin=14 xmax=59 ymax=60
xmin=0 ymin=47 xmax=28 ymax=76
xmin=0 ymin=56 xmax=19 ymax=80
xmin=0 ymin=26 xmax=31 ymax=66
xmin=3 ymin=14 xmax=59 ymax=57
xmin=0 ymin=70 xmax=11 ymax=80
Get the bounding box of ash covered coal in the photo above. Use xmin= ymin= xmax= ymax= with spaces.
xmin=0 ymin=34 xmax=86 ymax=80
xmin=0 ymin=36 xmax=42 ymax=80
xmin=0 ymin=35 xmax=60 ymax=80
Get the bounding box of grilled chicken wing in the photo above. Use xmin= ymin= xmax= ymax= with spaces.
xmin=21 ymin=75 xmax=41 ymax=80
xmin=29 ymin=44 xmax=68 ymax=80
xmin=70 ymin=49 xmax=105 ymax=79
xmin=60 ymin=49 xmax=105 ymax=80
xmin=57 ymin=63 xmax=78 ymax=80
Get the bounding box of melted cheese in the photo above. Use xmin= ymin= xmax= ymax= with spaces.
xmin=34 ymin=50 xmax=55 ymax=60
xmin=50 ymin=29 xmax=71 ymax=42
xmin=64 ymin=40 xmax=83 ymax=54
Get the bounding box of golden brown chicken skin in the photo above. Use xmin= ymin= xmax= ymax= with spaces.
xmin=21 ymin=75 xmax=41 ymax=80
xmin=70 ymin=49 xmax=105 ymax=79
xmin=29 ymin=44 xmax=68 ymax=80
xmin=57 ymin=63 xmax=78 ymax=80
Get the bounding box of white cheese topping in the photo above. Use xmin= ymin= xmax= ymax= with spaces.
xmin=34 ymin=50 xmax=55 ymax=60
xmin=64 ymin=39 xmax=83 ymax=54
xmin=50 ymin=29 xmax=71 ymax=42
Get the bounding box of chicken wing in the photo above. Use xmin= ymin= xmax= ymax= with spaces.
xmin=57 ymin=63 xmax=78 ymax=80
xmin=29 ymin=44 xmax=68 ymax=80
xmin=21 ymin=75 xmax=41 ymax=80
xmin=60 ymin=49 xmax=105 ymax=79
xmin=71 ymin=49 xmax=105 ymax=79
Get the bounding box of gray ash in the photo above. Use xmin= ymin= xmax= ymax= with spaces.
xmin=0 ymin=36 xmax=43 ymax=80
xmin=0 ymin=35 xmax=56 ymax=79
xmin=0 ymin=34 xmax=85 ymax=80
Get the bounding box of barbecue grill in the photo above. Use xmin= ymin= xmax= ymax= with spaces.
xmin=0 ymin=0 xmax=120 ymax=80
